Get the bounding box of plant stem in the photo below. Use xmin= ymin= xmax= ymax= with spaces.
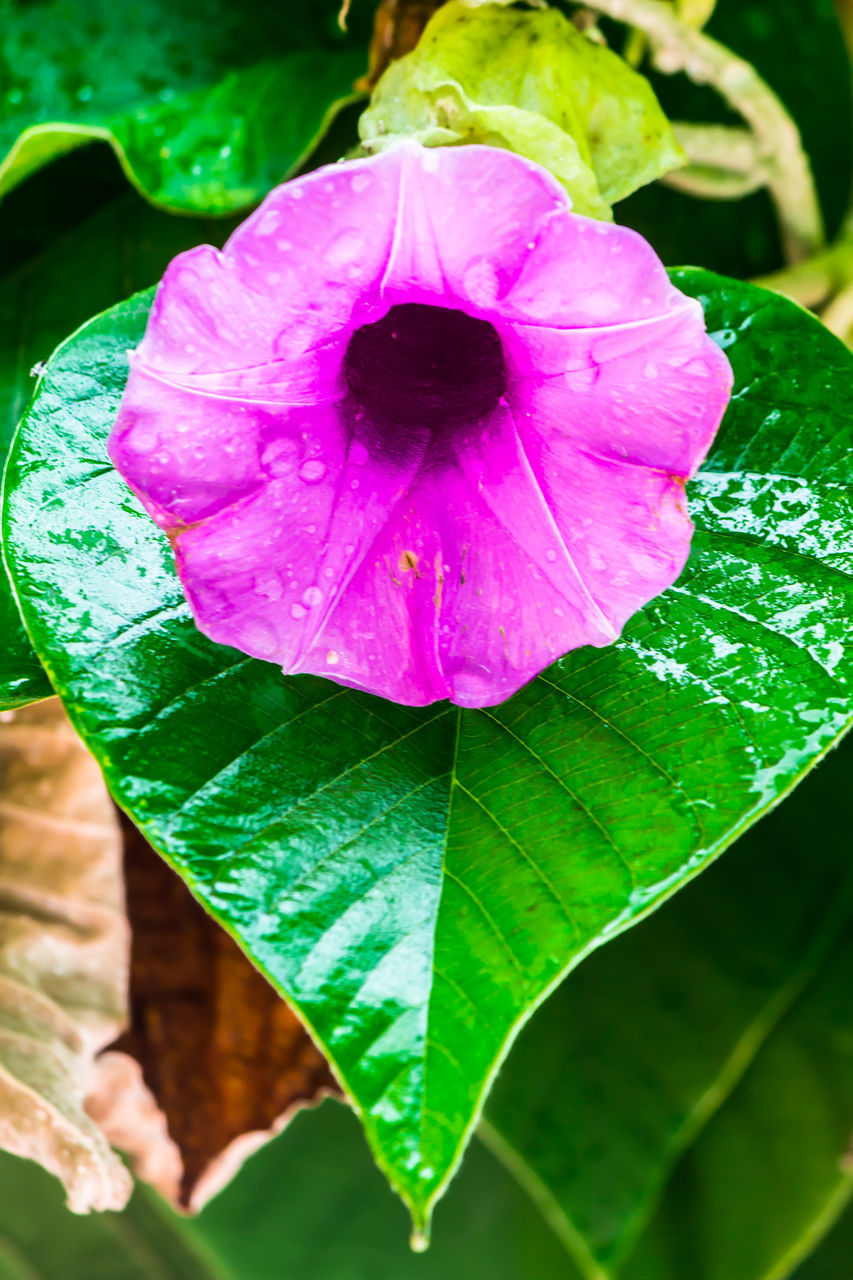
xmin=581 ymin=0 xmax=825 ymax=262
xmin=753 ymin=217 xmax=853 ymax=309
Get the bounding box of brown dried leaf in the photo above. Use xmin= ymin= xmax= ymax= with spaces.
xmin=106 ymin=819 xmax=339 ymax=1212
xmin=0 ymin=698 xmax=131 ymax=1212
xmin=356 ymin=0 xmax=447 ymax=90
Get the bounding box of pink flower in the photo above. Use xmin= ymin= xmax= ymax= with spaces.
xmin=110 ymin=142 xmax=732 ymax=708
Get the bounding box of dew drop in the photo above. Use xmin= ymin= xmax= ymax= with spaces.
xmin=291 ymin=603 xmax=307 ymax=620
xmin=462 ymin=257 xmax=500 ymax=304
xmin=244 ymin=620 xmax=277 ymax=658
xmin=258 ymin=208 xmax=281 ymax=235
xmin=326 ymin=650 xmax=340 ymax=665
xmin=299 ymin=459 xmax=326 ymax=483
xmin=262 ymin=438 xmax=300 ymax=476
xmin=326 ymin=227 xmax=366 ymax=269
xmin=302 ymin=586 xmax=323 ymax=608
xmin=545 ymin=549 xmax=558 ymax=563
xmin=350 ymin=441 xmax=369 ymax=466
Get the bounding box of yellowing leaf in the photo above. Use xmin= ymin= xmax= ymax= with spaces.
xmin=359 ymin=0 xmax=684 ymax=216
xmin=0 ymin=699 xmax=130 ymax=1212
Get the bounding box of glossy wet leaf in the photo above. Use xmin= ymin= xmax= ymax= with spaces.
xmin=359 ymin=1 xmax=683 ymax=217
xmin=0 ymin=699 xmax=130 ymax=1212
xmin=0 ymin=0 xmax=365 ymax=213
xmin=0 ymin=189 xmax=236 ymax=709
xmin=2 ymin=272 xmax=852 ymax=1232
xmin=0 ymin=588 xmax=48 ymax=711
xmin=484 ymin=733 xmax=853 ymax=1278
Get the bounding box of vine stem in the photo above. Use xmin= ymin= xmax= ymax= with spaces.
xmin=753 ymin=215 xmax=853 ymax=310
xmin=580 ymin=0 xmax=825 ymax=262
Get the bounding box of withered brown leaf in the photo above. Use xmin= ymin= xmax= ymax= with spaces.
xmin=100 ymin=818 xmax=339 ymax=1212
xmin=0 ymin=699 xmax=131 ymax=1212
xmin=357 ymin=0 xmax=447 ymax=90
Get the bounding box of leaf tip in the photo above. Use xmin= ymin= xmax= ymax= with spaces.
xmin=409 ymin=1226 xmax=430 ymax=1253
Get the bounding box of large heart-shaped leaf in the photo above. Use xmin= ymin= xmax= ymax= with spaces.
xmin=0 ymin=0 xmax=365 ymax=212
xmin=483 ymin=733 xmax=853 ymax=1277
xmin=0 ymin=190 xmax=237 ymax=708
xmin=2 ymin=272 xmax=851 ymax=1232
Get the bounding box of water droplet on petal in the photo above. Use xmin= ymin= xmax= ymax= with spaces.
xmin=462 ymin=257 xmax=500 ymax=305
xmin=351 ymin=172 xmax=372 ymax=194
xmin=291 ymin=603 xmax=307 ymax=620
xmin=545 ymin=549 xmax=557 ymax=563
xmin=299 ymin=459 xmax=326 ymax=483
xmin=244 ymin=620 xmax=277 ymax=657
xmin=350 ymin=440 xmax=369 ymax=466
xmin=302 ymin=586 xmax=323 ymax=608
xmin=262 ymin=438 xmax=300 ymax=476
xmin=326 ymin=227 xmax=366 ymax=269
xmin=258 ymin=209 xmax=281 ymax=235
xmin=326 ymin=650 xmax=340 ymax=665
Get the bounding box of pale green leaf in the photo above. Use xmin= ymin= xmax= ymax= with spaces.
xmin=359 ymin=1 xmax=684 ymax=217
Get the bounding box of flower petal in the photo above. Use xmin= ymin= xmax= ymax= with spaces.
xmin=109 ymin=142 xmax=733 ymax=709
xmin=511 ymin=308 xmax=732 ymax=478
xmin=173 ymin=421 xmax=429 ymax=674
xmin=380 ymin=143 xmax=568 ymax=310
xmin=132 ymin=153 xmax=405 ymax=399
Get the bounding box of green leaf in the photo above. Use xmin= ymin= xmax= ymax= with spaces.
xmin=790 ymin=1197 xmax=853 ymax=1280
xmin=623 ymin=929 xmax=853 ymax=1278
xmin=483 ymin=733 xmax=853 ymax=1278
xmin=0 ymin=0 xmax=365 ymax=213
xmin=2 ymin=272 xmax=851 ymax=1234
xmin=0 ymin=1100 xmax=573 ymax=1278
xmin=359 ymin=1 xmax=683 ymax=218
xmin=0 ymin=1148 xmax=223 ymax=1279
xmin=0 ymin=588 xmax=48 ymax=710
xmin=196 ymin=1100 xmax=574 ymax=1277
xmin=0 ymin=189 xmax=236 ymax=707
xmin=618 ymin=0 xmax=853 ymax=275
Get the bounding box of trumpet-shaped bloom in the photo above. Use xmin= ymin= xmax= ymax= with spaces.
xmin=109 ymin=142 xmax=732 ymax=708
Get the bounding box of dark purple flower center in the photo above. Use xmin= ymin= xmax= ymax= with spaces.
xmin=343 ymin=303 xmax=505 ymax=463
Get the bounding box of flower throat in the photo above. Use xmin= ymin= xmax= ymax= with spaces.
xmin=344 ymin=303 xmax=506 ymax=462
